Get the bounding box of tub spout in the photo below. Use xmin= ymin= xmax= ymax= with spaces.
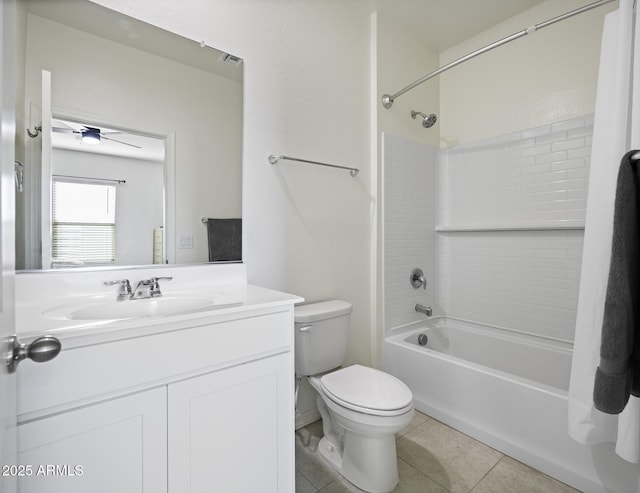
xmin=415 ymin=304 xmax=432 ymax=317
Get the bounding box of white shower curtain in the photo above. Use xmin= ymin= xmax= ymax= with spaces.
xmin=568 ymin=0 xmax=640 ymax=462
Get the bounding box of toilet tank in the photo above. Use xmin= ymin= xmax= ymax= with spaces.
xmin=294 ymin=300 xmax=352 ymax=376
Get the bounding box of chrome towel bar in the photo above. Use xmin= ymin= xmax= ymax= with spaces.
xmin=269 ymin=154 xmax=359 ymax=177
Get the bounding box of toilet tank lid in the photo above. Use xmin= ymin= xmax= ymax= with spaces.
xmin=295 ymin=300 xmax=352 ymax=323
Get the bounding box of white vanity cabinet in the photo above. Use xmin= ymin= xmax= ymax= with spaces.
xmin=168 ymin=352 xmax=292 ymax=492
xmin=17 ymin=388 xmax=167 ymax=493
xmin=15 ymin=297 xmax=298 ymax=493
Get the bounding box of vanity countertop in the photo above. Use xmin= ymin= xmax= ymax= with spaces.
xmin=15 ymin=264 xmax=303 ymax=349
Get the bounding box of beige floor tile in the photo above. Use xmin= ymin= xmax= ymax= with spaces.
xmin=319 ymin=476 xmax=364 ymax=493
xmin=296 ymin=420 xmax=342 ymax=490
xmin=471 ymin=457 xmax=579 ymax=493
xmin=297 ymin=471 xmax=320 ymax=493
xmin=397 ymin=410 xmax=431 ymax=438
xmin=397 ymin=418 xmax=503 ymax=493
xmin=318 ymin=458 xmax=450 ymax=493
xmin=393 ymin=459 xmax=450 ymax=493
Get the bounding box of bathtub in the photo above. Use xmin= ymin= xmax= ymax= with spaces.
xmin=383 ymin=317 xmax=617 ymax=493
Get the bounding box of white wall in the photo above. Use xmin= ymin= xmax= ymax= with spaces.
xmin=23 ymin=13 xmax=242 ymax=265
xmin=52 ymin=149 xmax=164 ymax=266
xmin=93 ymin=0 xmax=374 ymax=368
xmin=439 ymin=0 xmax=614 ymax=147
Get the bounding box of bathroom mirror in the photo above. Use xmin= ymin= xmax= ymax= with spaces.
xmin=15 ymin=0 xmax=243 ymax=270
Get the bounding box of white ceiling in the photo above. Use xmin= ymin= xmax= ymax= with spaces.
xmin=28 ymin=0 xmax=555 ymax=66
xmin=375 ymin=0 xmax=548 ymax=52
xmin=25 ymin=0 xmax=243 ymax=82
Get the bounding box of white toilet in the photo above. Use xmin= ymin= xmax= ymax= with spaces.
xmin=295 ymin=300 xmax=414 ymax=493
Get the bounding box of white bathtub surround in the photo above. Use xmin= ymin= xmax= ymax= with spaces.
xmin=435 ymin=114 xmax=593 ymax=344
xmin=569 ymin=0 xmax=640 ymax=464
xmin=439 ymin=114 xmax=592 ymax=226
xmin=383 ymin=133 xmax=438 ymax=332
xmin=383 ymin=318 xmax=640 ymax=493
xmin=383 ymin=116 xmax=593 ymax=344
xmin=437 ymin=230 xmax=583 ymax=343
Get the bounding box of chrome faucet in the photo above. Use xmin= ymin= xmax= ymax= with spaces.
xmin=132 ymin=276 xmax=173 ymax=300
xmin=104 ymin=279 xmax=132 ymax=301
xmin=415 ymin=304 xmax=432 ymax=317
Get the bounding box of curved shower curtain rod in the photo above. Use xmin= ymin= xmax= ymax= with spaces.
xmin=381 ymin=0 xmax=617 ymax=109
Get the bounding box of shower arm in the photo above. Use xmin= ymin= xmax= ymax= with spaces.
xmin=381 ymin=0 xmax=616 ymax=109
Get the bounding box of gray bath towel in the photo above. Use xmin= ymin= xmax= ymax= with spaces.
xmin=206 ymin=218 xmax=242 ymax=262
xmin=594 ymin=150 xmax=640 ymax=414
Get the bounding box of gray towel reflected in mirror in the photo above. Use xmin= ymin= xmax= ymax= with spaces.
xmin=206 ymin=218 xmax=242 ymax=262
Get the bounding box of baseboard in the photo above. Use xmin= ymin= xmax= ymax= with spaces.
xmin=295 ymin=408 xmax=321 ymax=430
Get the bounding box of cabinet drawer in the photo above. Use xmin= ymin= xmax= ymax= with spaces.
xmin=18 ymin=310 xmax=293 ymax=419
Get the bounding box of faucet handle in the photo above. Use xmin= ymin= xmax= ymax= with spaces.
xmin=149 ymin=276 xmax=172 ymax=297
xmin=150 ymin=276 xmax=173 ymax=282
xmin=104 ymin=279 xmax=132 ymax=301
xmin=410 ymin=268 xmax=427 ymax=290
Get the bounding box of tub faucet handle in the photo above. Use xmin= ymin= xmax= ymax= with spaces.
xmin=410 ymin=268 xmax=427 ymax=290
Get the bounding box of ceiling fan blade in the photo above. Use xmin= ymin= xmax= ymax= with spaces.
xmin=52 ymin=127 xmax=79 ymax=134
xmin=101 ymin=135 xmax=142 ymax=149
xmin=52 ymin=118 xmax=83 ymax=131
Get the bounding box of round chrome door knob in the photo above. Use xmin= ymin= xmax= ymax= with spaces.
xmin=6 ymin=335 xmax=62 ymax=373
xmin=26 ymin=336 xmax=62 ymax=363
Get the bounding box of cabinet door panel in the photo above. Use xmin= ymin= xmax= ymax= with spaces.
xmin=17 ymin=387 xmax=167 ymax=493
xmin=169 ymin=353 xmax=293 ymax=493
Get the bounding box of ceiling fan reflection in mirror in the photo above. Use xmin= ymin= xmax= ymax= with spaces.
xmin=27 ymin=118 xmax=166 ymax=162
xmin=52 ymin=119 xmax=141 ymax=148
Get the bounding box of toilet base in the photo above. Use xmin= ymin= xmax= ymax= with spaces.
xmin=318 ymin=432 xmax=401 ymax=493
xmin=317 ymin=436 xmax=344 ymax=471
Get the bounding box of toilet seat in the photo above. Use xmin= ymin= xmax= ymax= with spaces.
xmin=319 ymin=365 xmax=413 ymax=417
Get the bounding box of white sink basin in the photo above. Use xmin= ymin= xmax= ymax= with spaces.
xmin=44 ymin=295 xmax=223 ymax=321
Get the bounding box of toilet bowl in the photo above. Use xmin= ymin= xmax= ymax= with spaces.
xmin=294 ymin=301 xmax=414 ymax=493
xmin=309 ymin=365 xmax=413 ymax=493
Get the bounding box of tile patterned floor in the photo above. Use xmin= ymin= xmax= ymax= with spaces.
xmin=295 ymin=411 xmax=579 ymax=493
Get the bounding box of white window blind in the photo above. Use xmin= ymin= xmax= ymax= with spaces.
xmin=52 ymin=179 xmax=116 ymax=263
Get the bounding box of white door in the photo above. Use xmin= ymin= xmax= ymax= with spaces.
xmin=1 ymin=0 xmax=18 ymax=491
xmin=39 ymin=71 xmax=51 ymax=270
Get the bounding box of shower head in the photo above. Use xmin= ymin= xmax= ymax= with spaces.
xmin=411 ymin=110 xmax=437 ymax=128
